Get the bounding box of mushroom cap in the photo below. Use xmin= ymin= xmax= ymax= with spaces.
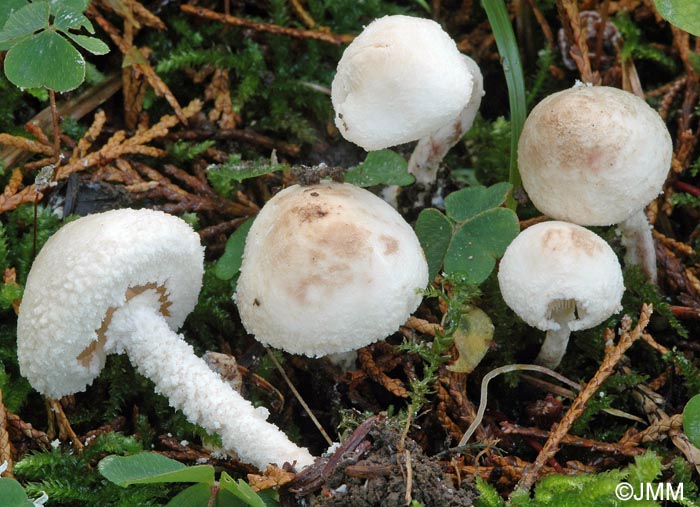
xmin=518 ymin=84 xmax=672 ymax=225
xmin=331 ymin=15 xmax=473 ymax=151
xmin=497 ymin=221 xmax=624 ymax=332
xmin=17 ymin=209 xmax=204 ymax=398
xmin=235 ymin=182 xmax=429 ymax=356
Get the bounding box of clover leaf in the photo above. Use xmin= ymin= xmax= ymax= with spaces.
xmin=345 ymin=149 xmax=415 ymax=187
xmin=654 ymin=0 xmax=700 ymax=36
xmin=0 ymin=0 xmax=109 ymax=92
xmin=415 ymin=182 xmax=519 ymax=284
xmin=683 ymin=394 xmax=700 ymax=447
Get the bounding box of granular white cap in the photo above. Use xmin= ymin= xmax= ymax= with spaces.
xmin=518 ymin=85 xmax=672 ymax=225
xmin=331 ymin=15 xmax=473 ymax=151
xmin=498 ymin=221 xmax=624 ymax=332
xmin=236 ymin=182 xmax=429 ymax=356
xmin=17 ymin=208 xmax=204 ymax=398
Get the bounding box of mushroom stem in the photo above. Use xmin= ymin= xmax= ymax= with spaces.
xmin=104 ymin=291 xmax=315 ymax=471
xmin=534 ymin=300 xmax=576 ymax=369
xmin=617 ymin=208 xmax=658 ymax=284
xmin=407 ymin=55 xmax=484 ymax=186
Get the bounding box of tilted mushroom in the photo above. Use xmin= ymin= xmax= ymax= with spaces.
xmin=331 ymin=15 xmax=484 ymax=187
xmin=17 ymin=208 xmax=314 ymax=471
xmin=497 ymin=221 xmax=625 ymax=369
xmin=235 ymin=181 xmax=429 ymax=357
xmin=518 ymin=83 xmax=672 ymax=283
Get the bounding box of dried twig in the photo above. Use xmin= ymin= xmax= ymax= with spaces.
xmin=6 ymin=413 xmax=50 ymax=447
xmin=266 ymin=349 xmax=333 ymax=446
xmin=357 ymin=346 xmax=408 ymax=398
xmin=49 ymin=399 xmax=84 ymax=452
xmin=513 ymin=304 xmax=652 ymax=494
xmin=500 ymin=421 xmax=645 ymax=456
xmin=88 ymin=3 xmax=186 ymax=123
xmin=0 ymin=389 xmax=13 ymax=478
xmin=181 ymin=4 xmax=355 ymax=45
xmin=0 ymin=100 xmax=203 ymax=214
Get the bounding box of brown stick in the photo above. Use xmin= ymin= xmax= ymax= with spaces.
xmin=513 ymin=304 xmax=653 ymax=494
xmin=49 ymin=399 xmax=84 ymax=452
xmin=180 ymin=5 xmax=355 ymax=45
xmin=500 ymin=421 xmax=645 ymax=456
xmin=49 ymin=90 xmax=61 ymax=166
xmin=0 ymin=389 xmax=13 ymax=478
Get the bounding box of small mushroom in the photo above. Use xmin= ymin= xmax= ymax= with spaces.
xmin=518 ymin=83 xmax=672 ymax=283
xmin=235 ymin=181 xmax=429 ymax=357
xmin=17 ymin=209 xmax=313 ymax=471
xmin=497 ymin=221 xmax=625 ymax=369
xmin=331 ymin=15 xmax=484 ymax=186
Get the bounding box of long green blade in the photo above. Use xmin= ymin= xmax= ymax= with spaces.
xmin=481 ymin=0 xmax=526 ymax=209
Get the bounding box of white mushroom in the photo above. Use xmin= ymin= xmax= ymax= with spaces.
xmin=235 ymin=181 xmax=429 ymax=357
xmin=17 ymin=208 xmax=314 ymax=471
xmin=518 ymin=83 xmax=672 ymax=283
xmin=331 ymin=15 xmax=483 ymax=186
xmin=497 ymin=221 xmax=625 ymax=369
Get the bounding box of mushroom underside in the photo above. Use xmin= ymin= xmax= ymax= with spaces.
xmin=77 ymin=283 xmax=172 ymax=368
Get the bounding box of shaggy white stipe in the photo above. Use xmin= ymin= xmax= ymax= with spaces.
xmin=408 ymin=55 xmax=484 ymax=186
xmin=105 ymin=291 xmax=314 ymax=471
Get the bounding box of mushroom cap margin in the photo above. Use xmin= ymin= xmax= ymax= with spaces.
xmin=497 ymin=221 xmax=624 ymax=332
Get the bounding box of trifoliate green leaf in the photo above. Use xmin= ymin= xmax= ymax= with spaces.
xmin=53 ymin=5 xmax=94 ymax=34
xmin=165 ymin=483 xmax=216 ymax=507
xmin=0 ymin=478 xmax=35 ymax=507
xmin=66 ymin=33 xmax=110 ymax=55
xmin=444 ymin=207 xmax=519 ymax=284
xmin=444 ymin=182 xmax=512 ymax=222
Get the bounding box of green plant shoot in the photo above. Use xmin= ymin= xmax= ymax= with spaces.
xmin=481 ymin=0 xmax=526 ymax=209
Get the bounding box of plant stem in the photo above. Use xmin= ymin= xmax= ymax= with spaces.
xmin=458 ymin=363 xmax=581 ymax=447
xmin=49 ymin=89 xmax=61 ymax=166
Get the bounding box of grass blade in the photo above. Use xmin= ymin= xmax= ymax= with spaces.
xmin=481 ymin=0 xmax=527 ymax=209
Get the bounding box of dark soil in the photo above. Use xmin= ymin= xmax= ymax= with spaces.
xmin=307 ymin=422 xmax=476 ymax=507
